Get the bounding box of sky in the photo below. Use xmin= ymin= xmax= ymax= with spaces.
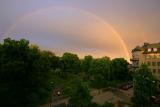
xmin=0 ymin=0 xmax=160 ymax=61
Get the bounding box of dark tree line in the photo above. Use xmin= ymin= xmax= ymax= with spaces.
xmin=82 ymin=57 xmax=131 ymax=88
xmin=0 ymin=38 xmax=60 ymax=107
xmin=0 ymin=38 xmax=131 ymax=107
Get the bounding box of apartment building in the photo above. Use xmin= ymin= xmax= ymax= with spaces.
xmin=130 ymin=42 xmax=160 ymax=80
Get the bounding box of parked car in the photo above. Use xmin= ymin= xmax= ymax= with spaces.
xmin=119 ymin=83 xmax=133 ymax=90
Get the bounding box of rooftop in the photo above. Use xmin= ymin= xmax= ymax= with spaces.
xmin=132 ymin=42 xmax=160 ymax=53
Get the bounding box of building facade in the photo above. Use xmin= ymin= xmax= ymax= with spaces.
xmin=131 ymin=42 xmax=160 ymax=80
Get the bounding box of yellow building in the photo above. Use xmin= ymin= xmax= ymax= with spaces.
xmin=131 ymin=42 xmax=160 ymax=81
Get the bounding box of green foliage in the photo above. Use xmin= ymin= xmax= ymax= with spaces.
xmin=68 ymin=80 xmax=93 ymax=107
xmin=89 ymin=57 xmax=111 ymax=88
xmin=85 ymin=57 xmax=131 ymax=89
xmin=42 ymin=51 xmax=60 ymax=70
xmin=0 ymin=38 xmax=132 ymax=107
xmin=0 ymin=38 xmax=59 ymax=107
xmin=81 ymin=55 xmax=93 ymax=72
xmin=132 ymin=64 xmax=157 ymax=107
xmin=61 ymin=52 xmax=81 ymax=73
xmin=111 ymin=58 xmax=130 ymax=80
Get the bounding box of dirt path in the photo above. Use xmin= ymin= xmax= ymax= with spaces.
xmin=91 ymin=88 xmax=132 ymax=105
xmin=40 ymin=88 xmax=133 ymax=107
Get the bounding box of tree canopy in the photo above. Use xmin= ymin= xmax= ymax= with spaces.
xmin=81 ymin=55 xmax=93 ymax=72
xmin=88 ymin=57 xmax=111 ymax=88
xmin=0 ymin=38 xmax=59 ymax=107
xmin=132 ymin=64 xmax=157 ymax=107
xmin=0 ymin=38 xmax=132 ymax=107
xmin=68 ymin=80 xmax=93 ymax=107
xmin=61 ymin=52 xmax=81 ymax=73
xmin=111 ymin=58 xmax=130 ymax=80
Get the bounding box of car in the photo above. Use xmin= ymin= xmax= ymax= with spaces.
xmin=119 ymin=84 xmax=133 ymax=90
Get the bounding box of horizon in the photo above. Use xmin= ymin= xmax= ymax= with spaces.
xmin=0 ymin=0 xmax=160 ymax=62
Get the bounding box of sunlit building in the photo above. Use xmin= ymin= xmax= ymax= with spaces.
xmin=131 ymin=42 xmax=160 ymax=80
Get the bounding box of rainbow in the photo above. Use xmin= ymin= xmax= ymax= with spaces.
xmin=2 ymin=6 xmax=131 ymax=62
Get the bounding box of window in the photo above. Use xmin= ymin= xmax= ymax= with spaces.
xmin=157 ymin=62 xmax=160 ymax=66
xmin=153 ymin=69 xmax=156 ymax=73
xmin=152 ymin=62 xmax=156 ymax=66
xmin=154 ymin=48 xmax=158 ymax=52
xmin=148 ymin=48 xmax=151 ymax=52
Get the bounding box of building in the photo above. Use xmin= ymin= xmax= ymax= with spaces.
xmin=130 ymin=42 xmax=160 ymax=81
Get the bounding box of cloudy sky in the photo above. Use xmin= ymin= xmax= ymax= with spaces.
xmin=0 ymin=0 xmax=160 ymax=61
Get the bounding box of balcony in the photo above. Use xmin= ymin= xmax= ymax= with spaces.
xmin=130 ymin=58 xmax=139 ymax=61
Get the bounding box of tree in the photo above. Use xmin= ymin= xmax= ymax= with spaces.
xmin=68 ymin=80 xmax=93 ymax=107
xmin=81 ymin=55 xmax=93 ymax=72
xmin=111 ymin=58 xmax=130 ymax=81
xmin=42 ymin=50 xmax=60 ymax=71
xmin=89 ymin=57 xmax=111 ymax=88
xmin=61 ymin=52 xmax=81 ymax=73
xmin=132 ymin=64 xmax=157 ymax=107
xmin=0 ymin=38 xmax=59 ymax=107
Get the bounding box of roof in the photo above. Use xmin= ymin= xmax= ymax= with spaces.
xmin=132 ymin=46 xmax=144 ymax=52
xmin=146 ymin=43 xmax=160 ymax=48
xmin=132 ymin=42 xmax=160 ymax=53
